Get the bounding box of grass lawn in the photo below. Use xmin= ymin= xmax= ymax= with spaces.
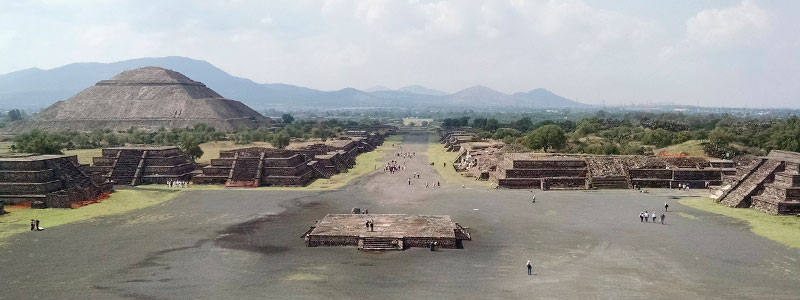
xmin=425 ymin=135 xmax=491 ymax=188
xmin=0 ymin=187 xmax=183 ymax=245
xmin=64 ymin=148 xmax=103 ymax=164
xmin=680 ymin=196 xmax=800 ymax=249
xmin=305 ymin=135 xmax=403 ymax=190
xmin=655 ymin=140 xmax=707 ymax=157
xmin=0 ymin=141 xmax=12 ymax=154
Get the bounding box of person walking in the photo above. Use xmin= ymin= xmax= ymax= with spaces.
xmin=532 ymin=194 xmax=536 ymax=203
xmin=652 ymin=213 xmax=657 ymax=223
xmin=644 ymin=211 xmax=649 ymax=222
xmin=664 ymin=202 xmax=669 ymax=212
xmin=35 ymin=219 xmax=41 ymax=231
xmin=30 ymin=219 xmax=36 ymax=231
xmin=639 ymin=212 xmax=644 ymax=222
xmin=526 ymin=260 xmax=533 ymax=275
xmin=408 ymin=178 xmax=411 ymax=185
xmin=660 ymin=213 xmax=665 ymax=224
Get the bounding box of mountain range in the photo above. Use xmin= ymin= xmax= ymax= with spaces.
xmin=0 ymin=56 xmax=589 ymax=110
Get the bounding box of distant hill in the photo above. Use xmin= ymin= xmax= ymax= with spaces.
xmin=0 ymin=56 xmax=589 ymax=110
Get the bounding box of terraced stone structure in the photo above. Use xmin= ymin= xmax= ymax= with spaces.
xmin=716 ymin=150 xmax=800 ymax=215
xmin=0 ymin=155 xmax=112 ymax=208
xmin=194 ymin=147 xmax=316 ymax=187
xmin=23 ymin=66 xmax=270 ymax=132
xmin=491 ymin=153 xmax=733 ymax=190
xmin=303 ymin=214 xmax=471 ymax=251
xmin=195 ymin=133 xmax=387 ymax=187
xmin=91 ymin=147 xmax=194 ymax=185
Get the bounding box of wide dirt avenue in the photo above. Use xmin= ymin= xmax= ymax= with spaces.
xmin=1 ymin=134 xmax=798 ymax=299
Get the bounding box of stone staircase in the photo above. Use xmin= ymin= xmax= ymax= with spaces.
xmin=719 ymin=159 xmax=783 ymax=208
xmin=110 ymin=150 xmax=144 ymax=185
xmin=309 ymin=161 xmax=334 ymax=179
xmin=591 ymin=176 xmax=630 ymax=189
xmin=227 ymin=157 xmax=261 ymax=186
xmin=360 ymin=237 xmax=399 ymax=250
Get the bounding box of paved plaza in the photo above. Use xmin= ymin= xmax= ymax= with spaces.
xmin=1 ymin=134 xmax=799 ymax=299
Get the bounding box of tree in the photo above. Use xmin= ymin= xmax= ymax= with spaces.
xmin=421 ymin=121 xmax=429 ymax=127
xmin=178 ymin=134 xmax=203 ymax=161
xmin=524 ymin=125 xmax=566 ymax=152
xmin=641 ymin=128 xmax=674 ymax=148
xmin=272 ymin=133 xmax=290 ymax=149
xmin=709 ymin=126 xmax=735 ymax=145
xmin=7 ymin=109 xmax=23 ymax=121
xmin=12 ymin=130 xmax=64 ymax=154
xmin=281 ymin=114 xmax=295 ymax=124
xmin=408 ymin=122 xmax=416 ymax=127
xmin=485 ymin=118 xmax=499 ymax=132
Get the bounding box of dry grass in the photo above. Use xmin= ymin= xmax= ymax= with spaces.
xmin=655 ymin=140 xmax=707 ymax=157
xmin=680 ymin=196 xmax=800 ymax=249
xmin=0 ymin=187 xmax=183 ymax=245
xmin=197 ymin=141 xmax=273 ymax=165
xmin=0 ymin=141 xmax=12 ymax=154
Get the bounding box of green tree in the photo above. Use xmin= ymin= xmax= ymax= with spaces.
xmin=272 ymin=133 xmax=290 ymax=149
xmin=281 ymin=114 xmax=295 ymax=124
xmin=178 ymin=134 xmax=203 ymax=161
xmin=12 ymin=130 xmax=64 ymax=154
xmin=641 ymin=128 xmax=674 ymax=148
xmin=524 ymin=125 xmax=566 ymax=152
xmin=7 ymin=109 xmax=23 ymax=121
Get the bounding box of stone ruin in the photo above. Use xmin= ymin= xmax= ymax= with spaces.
xmin=91 ymin=146 xmax=195 ymax=185
xmin=194 ymin=132 xmax=387 ymax=187
xmin=455 ymin=142 xmax=505 ymax=180
xmin=18 ymin=67 xmax=270 ymax=132
xmin=0 ymin=154 xmax=112 ymax=208
xmin=715 ymin=150 xmax=800 ymax=215
xmin=441 ymin=130 xmax=480 ymax=152
xmin=302 ymin=214 xmax=471 ymax=251
xmin=489 ymin=153 xmax=735 ymax=190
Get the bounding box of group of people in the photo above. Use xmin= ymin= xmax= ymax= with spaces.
xmin=30 ymin=219 xmax=43 ymax=231
xmin=384 ymin=161 xmax=405 ymax=174
xmin=676 ymin=183 xmax=691 ymax=191
xmin=166 ymin=179 xmax=189 ymax=188
xmin=639 ymin=205 xmax=668 ymax=224
xmin=365 ymin=218 xmax=375 ymax=231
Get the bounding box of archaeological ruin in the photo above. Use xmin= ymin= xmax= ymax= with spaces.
xmin=302 ymin=214 xmax=471 ymax=250
xmin=194 ymin=133 xmax=387 ymax=187
xmin=91 ymin=146 xmax=195 ymax=185
xmin=715 ymin=150 xmax=800 ymax=215
xmin=20 ymin=66 xmax=270 ymax=132
xmin=0 ymin=154 xmax=112 ymax=208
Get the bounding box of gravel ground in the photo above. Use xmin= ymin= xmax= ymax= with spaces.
xmin=1 ymin=134 xmax=798 ymax=299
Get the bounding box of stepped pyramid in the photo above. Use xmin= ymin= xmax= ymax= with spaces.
xmin=26 ymin=67 xmax=270 ymax=132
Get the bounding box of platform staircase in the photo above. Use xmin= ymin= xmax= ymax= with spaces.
xmin=109 ymin=150 xmax=145 ymax=185
xmin=718 ymin=159 xmax=783 ymax=208
xmin=360 ymin=237 xmax=399 ymax=250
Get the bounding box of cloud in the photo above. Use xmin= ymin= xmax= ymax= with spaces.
xmin=685 ymin=0 xmax=767 ymax=47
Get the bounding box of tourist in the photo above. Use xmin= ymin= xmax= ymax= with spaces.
xmin=531 ymin=193 xmax=536 ymax=203
xmin=664 ymin=202 xmax=669 ymax=212
xmin=364 ymin=209 xmax=368 ymax=214
xmin=426 ymin=182 xmax=429 ymax=188
xmin=408 ymin=178 xmax=411 ymax=185
xmin=660 ymin=213 xmax=665 ymax=224
xmin=526 ymin=260 xmax=533 ymax=275
xmin=366 ymin=220 xmax=370 ymax=229
xmin=644 ymin=211 xmax=649 ymax=222
xmin=437 ymin=181 xmax=440 ymax=187
xmin=35 ymin=219 xmax=42 ymax=231
xmin=652 ymin=213 xmax=657 ymax=223
xmin=30 ymin=219 xmax=36 ymax=231
xmin=639 ymin=212 xmax=644 ymax=222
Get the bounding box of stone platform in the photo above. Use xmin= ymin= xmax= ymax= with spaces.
xmin=303 ymin=214 xmax=471 ymax=250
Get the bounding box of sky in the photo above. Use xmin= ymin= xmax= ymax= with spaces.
xmin=1 ymin=0 xmax=799 ymax=108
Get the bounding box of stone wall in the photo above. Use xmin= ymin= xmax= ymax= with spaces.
xmin=306 ymin=235 xmax=359 ymax=247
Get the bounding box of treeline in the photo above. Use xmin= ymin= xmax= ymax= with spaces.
xmin=442 ymin=112 xmax=800 ymax=157
xmin=232 ymin=118 xmax=378 ymax=146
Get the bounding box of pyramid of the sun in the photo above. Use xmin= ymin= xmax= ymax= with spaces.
xmin=29 ymin=67 xmax=270 ymax=132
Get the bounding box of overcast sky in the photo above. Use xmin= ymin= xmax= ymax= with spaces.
xmin=1 ymin=0 xmax=798 ymax=107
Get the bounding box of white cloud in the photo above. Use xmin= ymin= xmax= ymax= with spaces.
xmin=685 ymin=0 xmax=767 ymax=47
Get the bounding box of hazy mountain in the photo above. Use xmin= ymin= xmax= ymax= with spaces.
xmin=0 ymin=56 xmax=588 ymax=110
xmin=397 ymin=85 xmax=448 ymax=96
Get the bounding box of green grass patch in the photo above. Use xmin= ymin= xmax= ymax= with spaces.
xmin=0 ymin=187 xmax=183 ymax=245
xmin=305 ymin=135 xmax=402 ymax=190
xmin=680 ymin=196 xmax=800 ymax=249
xmin=63 ymin=148 xmax=103 ymax=165
xmin=425 ymin=135 xmax=491 ymax=188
